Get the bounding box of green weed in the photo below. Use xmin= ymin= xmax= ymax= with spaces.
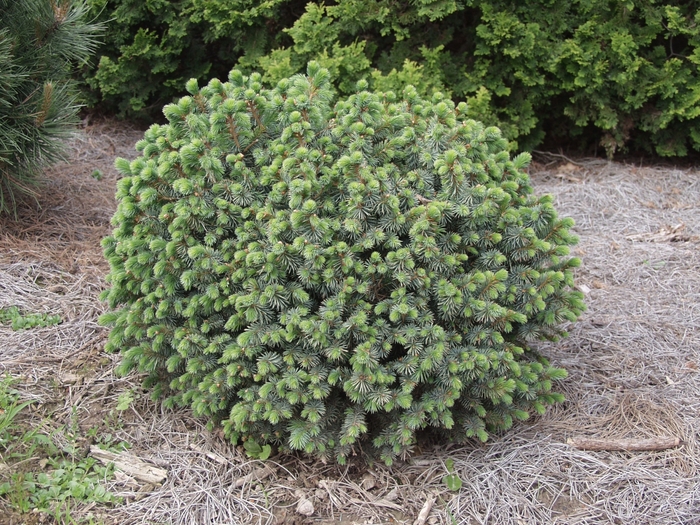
xmin=243 ymin=440 xmax=272 ymax=461
xmin=0 ymin=376 xmax=121 ymax=520
xmin=0 ymin=306 xmax=62 ymax=330
xmin=442 ymin=458 xmax=463 ymax=491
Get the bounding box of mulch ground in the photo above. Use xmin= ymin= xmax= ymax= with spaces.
xmin=0 ymin=121 xmax=698 ymax=525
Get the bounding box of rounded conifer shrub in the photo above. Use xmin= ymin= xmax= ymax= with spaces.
xmin=101 ymin=63 xmax=585 ymax=464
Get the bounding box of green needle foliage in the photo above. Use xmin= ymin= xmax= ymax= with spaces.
xmin=0 ymin=0 xmax=102 ymax=216
xmin=101 ymin=64 xmax=585 ymax=465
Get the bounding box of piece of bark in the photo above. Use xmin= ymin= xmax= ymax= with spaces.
xmin=233 ymin=465 xmax=275 ymax=488
xmin=567 ymin=436 xmax=681 ymax=451
xmin=413 ymin=495 xmax=436 ymax=525
xmin=90 ymin=445 xmax=167 ymax=485
xmin=112 ymin=469 xmax=141 ymax=489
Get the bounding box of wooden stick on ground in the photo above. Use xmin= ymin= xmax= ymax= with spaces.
xmin=90 ymin=445 xmax=167 ymax=485
xmin=413 ymin=494 xmax=436 ymax=525
xmin=567 ymin=436 xmax=681 ymax=452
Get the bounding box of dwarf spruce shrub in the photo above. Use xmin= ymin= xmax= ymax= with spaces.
xmin=101 ymin=64 xmax=584 ymax=464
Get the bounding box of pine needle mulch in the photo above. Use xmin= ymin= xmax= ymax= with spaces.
xmin=0 ymin=123 xmax=698 ymax=525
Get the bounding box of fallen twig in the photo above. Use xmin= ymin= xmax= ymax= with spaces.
xmin=413 ymin=494 xmax=435 ymax=525
xmin=567 ymin=436 xmax=681 ymax=452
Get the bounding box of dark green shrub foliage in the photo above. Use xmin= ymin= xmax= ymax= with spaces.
xmin=84 ymin=0 xmax=303 ymax=117
xmin=101 ymin=64 xmax=584 ymax=464
xmin=246 ymin=0 xmax=700 ymax=156
xmin=0 ymin=0 xmax=101 ymax=215
xmin=87 ymin=0 xmax=700 ymax=156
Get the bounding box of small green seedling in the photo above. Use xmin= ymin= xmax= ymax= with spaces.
xmin=0 ymin=306 xmax=61 ymax=331
xmin=243 ymin=440 xmax=272 ymax=460
xmin=442 ymin=458 xmax=463 ymax=491
xmin=0 ymin=382 xmax=33 ymax=447
xmin=115 ymin=390 xmax=135 ymax=411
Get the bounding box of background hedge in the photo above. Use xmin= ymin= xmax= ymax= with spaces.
xmin=86 ymin=0 xmax=700 ymax=157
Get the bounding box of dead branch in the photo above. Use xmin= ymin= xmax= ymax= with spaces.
xmin=413 ymin=494 xmax=435 ymax=525
xmin=90 ymin=445 xmax=167 ymax=485
xmin=567 ymin=436 xmax=682 ymax=452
